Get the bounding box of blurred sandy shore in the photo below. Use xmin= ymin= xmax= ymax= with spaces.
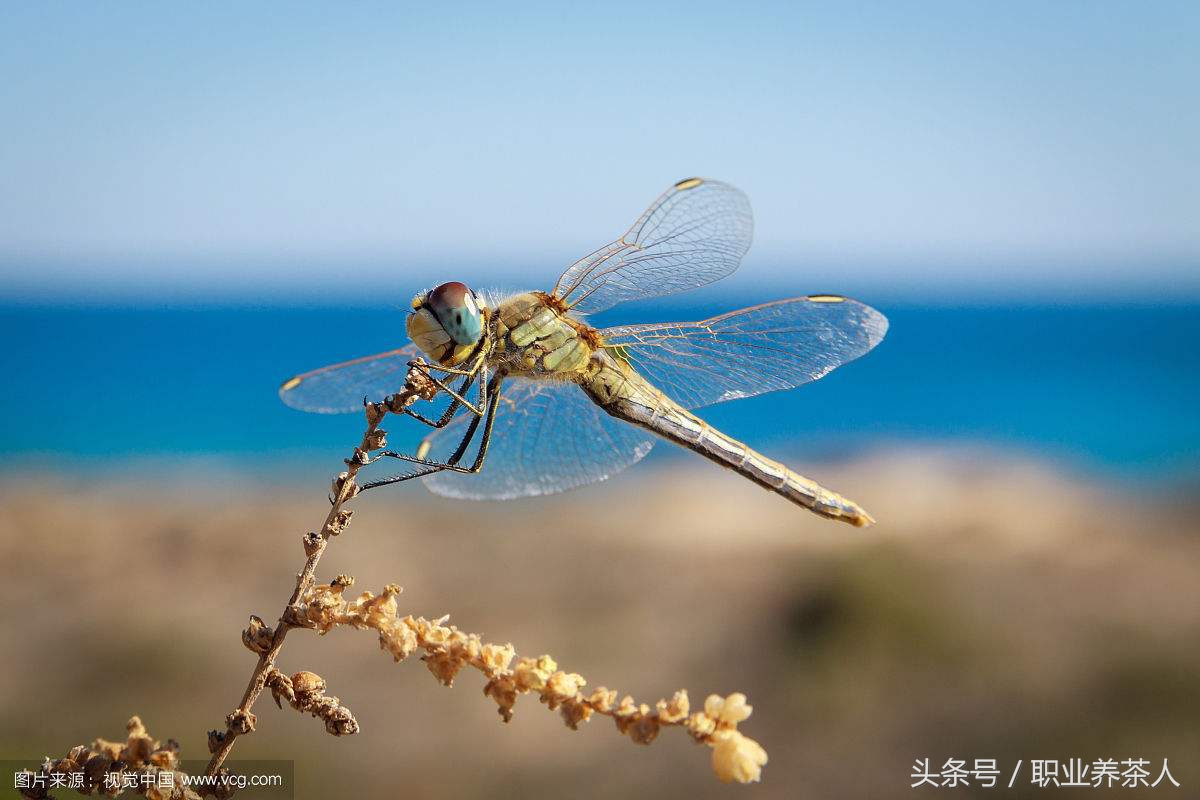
xmin=2 ymin=448 xmax=1197 ymax=798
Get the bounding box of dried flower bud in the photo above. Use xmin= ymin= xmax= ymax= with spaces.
xmin=265 ymin=669 xmax=359 ymax=737
xmin=241 ymin=615 xmax=274 ymax=655
xmin=423 ymin=649 xmax=466 ymax=686
xmin=626 ymin=713 xmax=660 ymax=745
xmin=327 ymin=508 xmax=353 ymax=536
xmin=612 ymin=695 xmax=638 ymax=722
xmin=541 ymin=671 xmax=585 ymax=710
xmin=513 ymin=655 xmax=557 ymax=692
xmin=685 ymin=711 xmax=717 ymax=741
xmin=264 ymin=668 xmax=295 ymax=709
xmin=483 ymin=675 xmax=519 ymax=722
xmin=350 ymin=586 xmax=401 ymax=632
xmin=323 ymin=705 xmax=360 ymax=736
xmin=612 ymin=698 xmax=653 ymax=739
xmin=587 ymin=687 xmax=618 ymax=713
xmin=372 ymin=621 xmax=412 ymax=662
xmin=150 ymin=738 xmax=180 ymax=771
xmin=656 ymin=690 xmax=690 ymax=724
xmin=710 ymin=730 xmax=768 ymax=784
xmin=125 ymin=731 xmax=155 ymax=764
xmin=402 ymin=361 xmax=440 ymax=402
xmin=291 ymin=671 xmax=326 ymax=702
xmin=206 ymin=729 xmax=227 ymax=754
xmin=559 ymin=696 xmax=593 ymax=730
xmin=92 ymin=736 xmax=121 ymax=761
xmin=704 ymin=692 xmax=753 ymax=726
xmin=363 ymin=428 xmax=388 ymax=450
xmin=226 ymin=709 xmax=256 ymax=735
xmin=479 ymin=642 xmax=515 ymax=676
xmin=281 ymin=605 xmax=314 ymax=629
xmin=302 ymin=530 xmax=322 ymax=555
xmin=451 ymin=631 xmax=483 ymax=664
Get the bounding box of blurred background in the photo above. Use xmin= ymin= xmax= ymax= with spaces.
xmin=1 ymin=2 xmax=1197 ymax=797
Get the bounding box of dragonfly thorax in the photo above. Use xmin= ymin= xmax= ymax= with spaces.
xmin=493 ymin=291 xmax=599 ymax=379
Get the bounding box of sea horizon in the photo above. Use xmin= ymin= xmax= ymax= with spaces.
xmin=4 ymin=294 xmax=1197 ymax=485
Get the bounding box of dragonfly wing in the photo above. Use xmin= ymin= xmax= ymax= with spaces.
xmin=599 ymin=296 xmax=888 ymax=410
xmin=279 ymin=344 xmax=421 ymax=413
xmin=551 ymin=177 xmax=753 ymax=315
xmin=422 ymin=377 xmax=655 ymax=500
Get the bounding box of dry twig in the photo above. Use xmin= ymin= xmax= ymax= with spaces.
xmin=293 ymin=577 xmax=769 ymax=782
xmin=201 ymin=363 xmax=439 ymax=779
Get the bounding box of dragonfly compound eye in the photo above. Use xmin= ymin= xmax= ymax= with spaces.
xmin=427 ymin=281 xmax=483 ymax=345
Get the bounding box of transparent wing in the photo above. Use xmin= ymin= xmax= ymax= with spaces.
xmin=599 ymin=296 xmax=888 ymax=410
xmin=421 ymin=378 xmax=655 ymax=500
xmin=279 ymin=344 xmax=420 ymax=414
xmin=551 ymin=177 xmax=753 ymax=315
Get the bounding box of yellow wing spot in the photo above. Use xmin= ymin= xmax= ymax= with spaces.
xmin=673 ymin=177 xmax=704 ymax=191
xmin=807 ymin=294 xmax=846 ymax=303
xmin=281 ymin=376 xmax=303 ymax=392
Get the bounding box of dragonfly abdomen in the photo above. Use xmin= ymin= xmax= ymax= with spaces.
xmin=583 ymin=355 xmax=875 ymax=527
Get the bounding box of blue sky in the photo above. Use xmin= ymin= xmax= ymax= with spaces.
xmin=1 ymin=1 xmax=1196 ymax=301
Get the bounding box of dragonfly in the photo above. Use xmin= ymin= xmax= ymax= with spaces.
xmin=280 ymin=178 xmax=888 ymax=526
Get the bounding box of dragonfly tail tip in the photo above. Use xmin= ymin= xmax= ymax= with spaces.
xmin=843 ymin=505 xmax=875 ymax=528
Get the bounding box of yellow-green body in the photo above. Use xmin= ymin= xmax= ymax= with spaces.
xmin=488 ymin=292 xmax=873 ymax=526
xmin=494 ymin=292 xmax=594 ymax=376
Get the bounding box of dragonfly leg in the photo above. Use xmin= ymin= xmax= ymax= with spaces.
xmin=399 ymin=362 xmax=488 ymax=428
xmin=409 ymin=357 xmax=482 ymax=378
xmin=442 ymin=373 xmax=501 ymax=473
xmin=359 ymin=374 xmax=502 ymax=490
xmin=405 ymin=357 xmax=487 ymax=417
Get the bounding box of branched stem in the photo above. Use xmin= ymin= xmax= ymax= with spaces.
xmin=202 ymin=366 xmax=436 ymax=781
xmin=21 ymin=359 xmax=769 ymax=796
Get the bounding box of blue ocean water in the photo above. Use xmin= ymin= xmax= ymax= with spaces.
xmin=2 ymin=299 xmax=1197 ymax=482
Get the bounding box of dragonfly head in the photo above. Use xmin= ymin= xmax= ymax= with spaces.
xmin=407 ymin=281 xmax=486 ymax=365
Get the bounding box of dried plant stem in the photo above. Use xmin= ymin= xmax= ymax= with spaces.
xmin=20 ymin=359 xmax=770 ymax=796
xmin=202 ymin=368 xmax=434 ymax=780
xmin=185 ymin=359 xmax=768 ymax=790
xmin=293 ymin=579 xmax=770 ymax=783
